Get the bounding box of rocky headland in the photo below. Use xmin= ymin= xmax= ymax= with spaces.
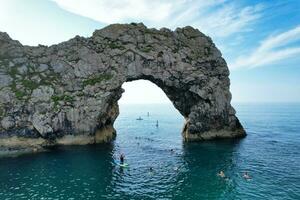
xmin=0 ymin=23 xmax=245 ymax=156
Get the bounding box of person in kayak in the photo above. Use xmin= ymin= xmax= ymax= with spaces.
xmin=120 ymin=153 xmax=125 ymax=164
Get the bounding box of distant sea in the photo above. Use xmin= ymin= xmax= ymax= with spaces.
xmin=0 ymin=103 xmax=299 ymax=199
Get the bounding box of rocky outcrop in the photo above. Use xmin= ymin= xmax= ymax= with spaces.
xmin=0 ymin=23 xmax=245 ymax=153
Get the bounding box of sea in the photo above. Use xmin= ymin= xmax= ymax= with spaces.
xmin=0 ymin=103 xmax=299 ymax=200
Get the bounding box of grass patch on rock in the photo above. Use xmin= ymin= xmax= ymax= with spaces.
xmin=51 ymin=94 xmax=74 ymax=108
xmin=10 ymin=81 xmax=26 ymax=100
xmin=51 ymin=94 xmax=74 ymax=103
xmin=0 ymin=105 xmax=5 ymax=117
xmin=108 ymin=42 xmax=125 ymax=50
xmin=83 ymin=73 xmax=113 ymax=86
xmin=14 ymin=90 xmax=26 ymax=100
xmin=139 ymin=45 xmax=153 ymax=53
xmin=7 ymin=67 xmax=19 ymax=79
xmin=21 ymin=79 xmax=39 ymax=90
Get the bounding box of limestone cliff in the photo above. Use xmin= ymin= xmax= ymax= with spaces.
xmin=0 ymin=23 xmax=245 ymax=152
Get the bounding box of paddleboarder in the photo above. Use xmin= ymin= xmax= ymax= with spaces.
xmin=120 ymin=153 xmax=125 ymax=164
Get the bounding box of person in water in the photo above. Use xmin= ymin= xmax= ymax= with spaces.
xmin=243 ymin=172 xmax=251 ymax=179
xmin=217 ymin=170 xmax=226 ymax=178
xmin=120 ymin=153 xmax=125 ymax=164
xmin=170 ymin=149 xmax=175 ymax=154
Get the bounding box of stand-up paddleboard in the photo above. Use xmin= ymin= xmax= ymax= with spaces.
xmin=114 ymin=160 xmax=129 ymax=168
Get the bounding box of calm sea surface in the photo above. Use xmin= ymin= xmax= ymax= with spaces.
xmin=0 ymin=103 xmax=299 ymax=199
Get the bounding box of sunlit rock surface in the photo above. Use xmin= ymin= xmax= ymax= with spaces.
xmin=0 ymin=23 xmax=245 ymax=153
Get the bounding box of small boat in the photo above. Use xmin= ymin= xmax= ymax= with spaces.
xmin=136 ymin=116 xmax=143 ymax=120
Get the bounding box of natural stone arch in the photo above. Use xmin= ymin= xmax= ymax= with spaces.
xmin=0 ymin=23 xmax=245 ymax=149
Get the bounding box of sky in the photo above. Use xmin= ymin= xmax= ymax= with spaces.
xmin=0 ymin=0 xmax=299 ymax=103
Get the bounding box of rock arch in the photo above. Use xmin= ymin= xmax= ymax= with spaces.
xmin=0 ymin=23 xmax=245 ymax=149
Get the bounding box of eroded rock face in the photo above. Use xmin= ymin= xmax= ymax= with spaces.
xmin=0 ymin=23 xmax=245 ymax=150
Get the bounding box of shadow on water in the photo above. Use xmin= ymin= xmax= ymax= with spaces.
xmin=0 ymin=143 xmax=117 ymax=199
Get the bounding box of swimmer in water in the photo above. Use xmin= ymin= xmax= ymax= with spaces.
xmin=243 ymin=172 xmax=251 ymax=179
xmin=217 ymin=170 xmax=226 ymax=178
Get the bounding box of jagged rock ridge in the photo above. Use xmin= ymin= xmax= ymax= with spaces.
xmin=0 ymin=23 xmax=245 ymax=152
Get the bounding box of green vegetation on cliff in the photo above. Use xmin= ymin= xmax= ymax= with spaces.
xmin=0 ymin=105 xmax=4 ymax=117
xmin=83 ymin=73 xmax=113 ymax=86
xmin=51 ymin=94 xmax=74 ymax=104
xmin=10 ymin=82 xmax=26 ymax=100
xmin=139 ymin=45 xmax=153 ymax=53
xmin=108 ymin=42 xmax=125 ymax=50
xmin=21 ymin=79 xmax=39 ymax=90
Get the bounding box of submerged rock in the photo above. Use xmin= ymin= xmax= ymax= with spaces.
xmin=0 ymin=23 xmax=245 ymax=153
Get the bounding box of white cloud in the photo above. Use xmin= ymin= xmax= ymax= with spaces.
xmin=230 ymin=25 xmax=300 ymax=69
xmin=51 ymin=0 xmax=262 ymax=38
xmin=192 ymin=4 xmax=263 ymax=37
xmin=51 ymin=0 xmax=173 ymax=24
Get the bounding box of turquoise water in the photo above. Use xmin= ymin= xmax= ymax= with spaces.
xmin=0 ymin=103 xmax=300 ymax=199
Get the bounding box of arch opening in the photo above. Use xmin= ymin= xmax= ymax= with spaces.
xmin=114 ymin=79 xmax=184 ymax=143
